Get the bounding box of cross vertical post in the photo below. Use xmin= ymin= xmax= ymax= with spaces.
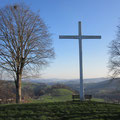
xmin=78 ymin=22 xmax=84 ymax=100
xmin=59 ymin=21 xmax=101 ymax=101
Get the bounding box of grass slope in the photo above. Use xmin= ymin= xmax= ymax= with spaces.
xmin=31 ymin=88 xmax=74 ymax=103
xmin=0 ymin=101 xmax=120 ymax=120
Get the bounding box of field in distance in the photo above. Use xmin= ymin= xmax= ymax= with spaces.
xmin=30 ymin=88 xmax=75 ymax=103
xmin=0 ymin=101 xmax=120 ymax=120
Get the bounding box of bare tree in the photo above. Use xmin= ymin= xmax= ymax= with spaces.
xmin=108 ymin=25 xmax=120 ymax=78
xmin=0 ymin=4 xmax=54 ymax=103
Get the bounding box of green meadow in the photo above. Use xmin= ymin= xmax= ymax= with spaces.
xmin=30 ymin=88 xmax=74 ymax=103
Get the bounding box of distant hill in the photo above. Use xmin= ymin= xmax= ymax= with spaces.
xmin=30 ymin=84 xmax=76 ymax=103
xmin=1 ymin=78 xmax=120 ymax=102
xmin=62 ymin=78 xmax=120 ymax=101
xmin=24 ymin=77 xmax=108 ymax=84
xmin=85 ymin=78 xmax=120 ymax=91
xmin=33 ymin=88 xmax=75 ymax=103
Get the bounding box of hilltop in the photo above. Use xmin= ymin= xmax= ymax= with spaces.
xmin=33 ymin=87 xmax=75 ymax=103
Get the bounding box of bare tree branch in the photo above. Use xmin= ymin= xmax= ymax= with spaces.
xmin=108 ymin=25 xmax=120 ymax=78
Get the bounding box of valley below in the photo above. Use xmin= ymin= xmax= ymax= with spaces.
xmin=0 ymin=78 xmax=120 ymax=103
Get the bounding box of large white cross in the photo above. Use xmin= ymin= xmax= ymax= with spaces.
xmin=59 ymin=21 xmax=101 ymax=100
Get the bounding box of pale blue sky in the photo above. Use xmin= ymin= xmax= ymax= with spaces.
xmin=0 ymin=0 xmax=120 ymax=79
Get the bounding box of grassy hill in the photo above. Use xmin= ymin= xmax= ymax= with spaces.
xmin=0 ymin=101 xmax=120 ymax=120
xmin=31 ymin=88 xmax=75 ymax=103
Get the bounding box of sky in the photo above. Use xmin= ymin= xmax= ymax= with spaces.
xmin=0 ymin=0 xmax=120 ymax=79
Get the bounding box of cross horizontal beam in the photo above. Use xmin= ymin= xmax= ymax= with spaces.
xmin=59 ymin=35 xmax=101 ymax=39
xmin=59 ymin=35 xmax=79 ymax=39
xmin=82 ymin=35 xmax=101 ymax=39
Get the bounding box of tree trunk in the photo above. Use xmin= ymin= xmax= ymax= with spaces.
xmin=15 ymin=72 xmax=22 ymax=103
